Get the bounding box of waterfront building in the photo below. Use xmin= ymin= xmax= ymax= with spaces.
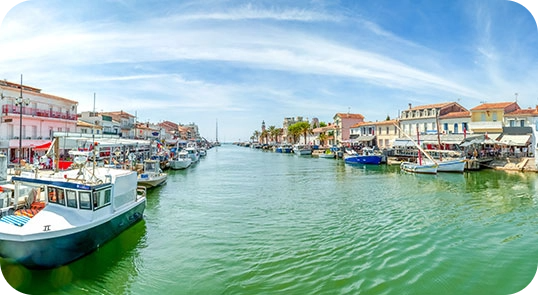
xmin=333 ymin=113 xmax=365 ymax=145
xmin=100 ymin=111 xmax=136 ymax=138
xmin=76 ymin=120 xmax=102 ymax=135
xmin=79 ymin=111 xmax=121 ymax=137
xmin=399 ymin=102 xmax=468 ymax=136
xmin=178 ymin=123 xmax=200 ymax=141
xmin=282 ymin=116 xmax=308 ymax=143
xmin=0 ymin=79 xmax=77 ymax=162
xmin=375 ymin=119 xmax=400 ymax=149
xmin=468 ymin=102 xmax=520 ymax=138
xmin=349 ymin=121 xmax=376 ymax=147
xmin=502 ymin=107 xmax=537 ymax=158
xmin=311 ymin=124 xmax=336 ymax=147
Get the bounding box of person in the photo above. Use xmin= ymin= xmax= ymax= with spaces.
xmin=472 ymin=148 xmax=478 ymax=159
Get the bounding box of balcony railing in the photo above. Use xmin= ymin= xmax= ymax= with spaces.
xmin=2 ymin=104 xmax=77 ymax=120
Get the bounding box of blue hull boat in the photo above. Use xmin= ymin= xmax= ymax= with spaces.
xmin=344 ymin=154 xmax=383 ymax=165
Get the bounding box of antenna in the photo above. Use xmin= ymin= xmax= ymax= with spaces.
xmin=515 ymin=92 xmax=518 ymax=102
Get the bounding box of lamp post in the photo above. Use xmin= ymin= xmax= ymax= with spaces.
xmin=16 ymin=75 xmax=30 ymax=165
xmin=0 ymin=74 xmax=30 ymax=165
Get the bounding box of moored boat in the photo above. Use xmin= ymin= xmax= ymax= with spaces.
xmin=293 ymin=144 xmax=312 ymax=155
xmin=137 ymin=159 xmax=167 ymax=188
xmin=0 ymin=151 xmax=146 ymax=269
xmin=169 ymin=150 xmax=192 ymax=170
xmin=400 ymin=161 xmax=438 ymax=174
xmin=344 ymin=148 xmax=383 ymax=165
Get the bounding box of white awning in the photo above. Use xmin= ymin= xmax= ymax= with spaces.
xmin=392 ymin=139 xmax=415 ymax=147
xmin=498 ymin=134 xmax=531 ymax=146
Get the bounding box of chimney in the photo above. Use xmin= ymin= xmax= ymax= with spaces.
xmin=408 ymin=103 xmax=412 ymax=109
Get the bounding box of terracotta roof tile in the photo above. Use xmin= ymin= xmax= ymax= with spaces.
xmin=439 ymin=111 xmax=471 ymax=119
xmin=470 ymin=102 xmax=517 ymax=111
xmin=335 ymin=113 xmax=364 ymax=119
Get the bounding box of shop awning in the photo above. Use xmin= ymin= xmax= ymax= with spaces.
xmin=392 ymin=139 xmax=415 ymax=147
xmin=498 ymin=134 xmax=531 ymax=146
xmin=32 ymin=141 xmax=52 ymax=151
xmin=354 ymin=135 xmax=376 ymax=142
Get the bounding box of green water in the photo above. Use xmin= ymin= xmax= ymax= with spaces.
xmin=3 ymin=144 xmax=538 ymax=294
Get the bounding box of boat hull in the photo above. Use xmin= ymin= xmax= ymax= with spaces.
xmin=400 ymin=162 xmax=438 ymax=174
xmin=169 ymin=159 xmax=192 ymax=170
xmin=344 ymin=155 xmax=383 ymax=165
xmin=437 ymin=159 xmax=466 ymax=173
xmin=138 ymin=174 xmax=167 ymax=188
xmin=0 ymin=200 xmax=146 ymax=269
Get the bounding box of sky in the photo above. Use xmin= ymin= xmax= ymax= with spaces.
xmin=0 ymin=0 xmax=537 ymax=143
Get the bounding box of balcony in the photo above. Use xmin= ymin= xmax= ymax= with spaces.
xmin=2 ymin=104 xmax=77 ymax=121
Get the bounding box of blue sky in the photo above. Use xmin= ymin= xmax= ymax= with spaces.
xmin=0 ymin=0 xmax=537 ymax=142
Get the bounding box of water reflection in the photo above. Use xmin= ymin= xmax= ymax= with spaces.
xmin=2 ymin=220 xmax=147 ymax=295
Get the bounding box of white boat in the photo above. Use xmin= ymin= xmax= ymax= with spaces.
xmin=318 ymin=149 xmax=336 ymax=158
xmin=137 ymin=159 xmax=167 ymax=188
xmin=0 ymin=151 xmax=146 ymax=269
xmin=423 ymin=150 xmax=466 ymax=173
xmin=169 ymin=150 xmax=192 ymax=170
xmin=400 ymin=161 xmax=438 ymax=174
xmin=185 ymin=142 xmax=200 ymax=162
xmin=424 ymin=158 xmax=465 ymax=173
xmin=293 ymin=144 xmax=312 ymax=155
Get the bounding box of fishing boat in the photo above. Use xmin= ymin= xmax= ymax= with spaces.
xmin=0 ymin=150 xmax=146 ymax=269
xmin=293 ymin=144 xmax=312 ymax=155
xmin=344 ymin=148 xmax=383 ymax=165
xmin=169 ymin=150 xmax=192 ymax=170
xmin=395 ymin=124 xmax=438 ymax=174
xmin=400 ymin=161 xmax=438 ymax=174
xmin=137 ymin=159 xmax=167 ymax=188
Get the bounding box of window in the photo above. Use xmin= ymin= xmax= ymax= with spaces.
xmin=443 ymin=123 xmax=448 ymax=132
xmin=481 ymin=113 xmax=486 ymax=121
xmin=509 ymin=120 xmax=515 ymax=127
xmin=454 ymin=123 xmax=459 ymax=134
xmin=462 ymin=122 xmax=468 ymax=132
xmin=66 ymin=190 xmax=77 ymax=208
xmin=79 ymin=192 xmax=92 ymax=210
xmin=93 ymin=188 xmax=112 ymax=210
xmin=492 ymin=113 xmax=498 ymax=121
xmin=520 ymin=120 xmax=525 ymax=127
xmin=47 ymin=187 xmax=65 ymax=205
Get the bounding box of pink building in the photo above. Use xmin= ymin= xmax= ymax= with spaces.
xmin=0 ymin=79 xmax=77 ymax=162
xmin=333 ymin=113 xmax=365 ymax=144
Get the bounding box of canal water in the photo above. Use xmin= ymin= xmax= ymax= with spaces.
xmin=3 ymin=144 xmax=538 ymax=294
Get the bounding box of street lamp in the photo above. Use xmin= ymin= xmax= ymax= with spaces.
xmin=15 ymin=75 xmax=30 ymax=165
xmin=0 ymin=74 xmax=29 ymax=166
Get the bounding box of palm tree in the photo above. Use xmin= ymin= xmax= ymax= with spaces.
xmin=296 ymin=121 xmax=312 ymax=144
xmin=260 ymin=130 xmax=269 ymax=144
xmin=288 ymin=124 xmax=301 ymax=144
xmin=267 ymin=126 xmax=276 ymax=143
xmin=318 ymin=132 xmax=328 ymax=147
xmin=252 ymin=130 xmax=260 ymax=143
xmin=274 ymin=128 xmax=283 ymax=143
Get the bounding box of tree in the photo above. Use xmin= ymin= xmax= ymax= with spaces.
xmin=319 ymin=121 xmax=327 ymax=127
xmin=252 ymin=130 xmax=260 ymax=142
xmin=295 ymin=121 xmax=312 ymax=144
xmin=287 ymin=124 xmax=301 ymax=144
xmin=260 ymin=129 xmax=269 ymax=144
xmin=274 ymin=128 xmax=283 ymax=143
xmin=268 ymin=125 xmax=276 ymax=143
xmin=318 ymin=132 xmax=328 ymax=147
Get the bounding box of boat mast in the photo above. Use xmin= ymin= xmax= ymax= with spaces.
xmin=216 ymin=118 xmax=219 ymax=143
xmin=393 ymin=123 xmax=437 ymax=164
xmin=416 ymin=125 xmax=422 ymax=165
xmin=435 ymin=111 xmax=442 ymax=161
